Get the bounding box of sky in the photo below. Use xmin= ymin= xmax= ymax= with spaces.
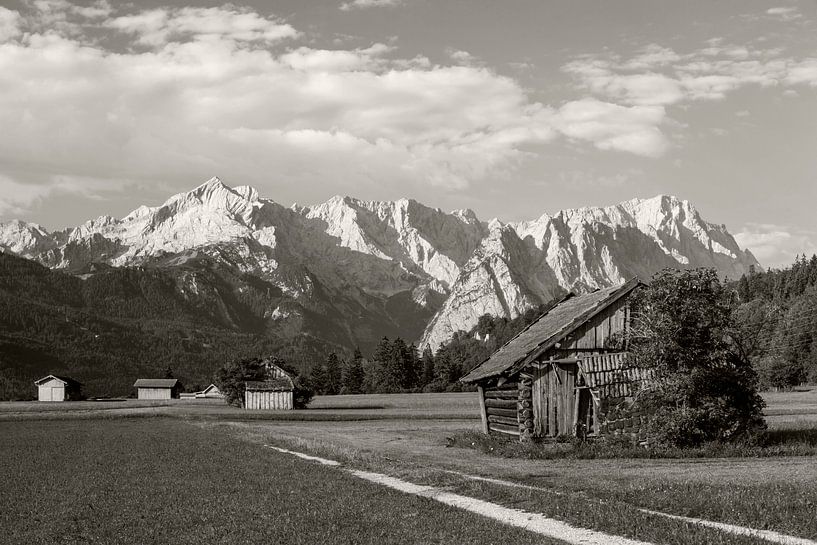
xmin=0 ymin=0 xmax=815 ymax=267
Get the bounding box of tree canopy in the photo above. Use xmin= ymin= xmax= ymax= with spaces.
xmin=628 ymin=268 xmax=765 ymax=447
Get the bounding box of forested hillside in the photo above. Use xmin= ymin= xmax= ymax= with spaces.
xmin=0 ymin=253 xmax=339 ymax=400
xmin=733 ymin=255 xmax=817 ymax=388
xmin=307 ymin=303 xmax=557 ymax=395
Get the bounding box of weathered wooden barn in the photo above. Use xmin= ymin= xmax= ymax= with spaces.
xmin=244 ymin=363 xmax=294 ymax=410
xmin=461 ymin=278 xmax=651 ymax=441
xmin=34 ymin=375 xmax=82 ymax=402
xmin=133 ymin=378 xmax=181 ymax=400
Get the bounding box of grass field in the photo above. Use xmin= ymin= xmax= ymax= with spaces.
xmin=1 ymin=388 xmax=816 ymax=544
xmin=0 ymin=419 xmax=563 ymax=545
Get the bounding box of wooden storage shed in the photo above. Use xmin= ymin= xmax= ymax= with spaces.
xmin=244 ymin=363 xmax=294 ymax=410
xmin=134 ymin=378 xmax=180 ymax=400
xmin=461 ymin=278 xmax=651 ymax=441
xmin=196 ymin=384 xmax=223 ymax=399
xmin=35 ymin=375 xmax=82 ymax=402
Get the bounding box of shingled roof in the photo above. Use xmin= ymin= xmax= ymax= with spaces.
xmin=460 ymin=278 xmax=641 ymax=383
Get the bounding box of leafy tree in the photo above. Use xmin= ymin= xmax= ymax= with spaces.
xmin=757 ymin=355 xmax=806 ymax=390
xmin=628 ymin=268 xmax=765 ymax=447
xmin=214 ymin=357 xmax=267 ymax=407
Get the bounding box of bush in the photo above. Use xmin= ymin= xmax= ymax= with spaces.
xmin=214 ymin=357 xmax=267 ymax=407
xmin=628 ymin=269 xmax=766 ymax=447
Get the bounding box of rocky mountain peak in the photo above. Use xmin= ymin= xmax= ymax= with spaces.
xmin=0 ymin=180 xmax=760 ymax=353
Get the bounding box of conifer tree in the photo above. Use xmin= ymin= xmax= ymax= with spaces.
xmin=421 ymin=345 xmax=435 ymax=386
xmin=324 ymin=352 xmax=342 ymax=395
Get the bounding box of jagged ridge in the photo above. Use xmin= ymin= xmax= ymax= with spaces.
xmin=0 ymin=178 xmax=759 ymax=352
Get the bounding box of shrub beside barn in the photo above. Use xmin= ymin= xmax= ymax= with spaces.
xmin=461 ymin=278 xmax=651 ymax=441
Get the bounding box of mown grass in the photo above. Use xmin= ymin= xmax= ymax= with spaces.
xmin=0 ymin=419 xmax=560 ymax=545
xmin=241 ymin=429 xmax=801 ymax=545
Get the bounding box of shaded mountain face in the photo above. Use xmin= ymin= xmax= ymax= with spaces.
xmin=0 ymin=177 xmax=759 ymax=353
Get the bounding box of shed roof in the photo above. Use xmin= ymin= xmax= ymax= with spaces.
xmin=133 ymin=378 xmax=179 ymax=388
xmin=461 ymin=278 xmax=641 ymax=383
xmin=245 ymin=377 xmax=294 ymax=391
xmin=34 ymin=374 xmax=82 ymax=387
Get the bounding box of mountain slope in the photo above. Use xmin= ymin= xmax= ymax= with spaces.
xmin=0 ymin=178 xmax=759 ymax=358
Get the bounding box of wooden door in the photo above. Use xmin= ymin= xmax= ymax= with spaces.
xmin=531 ymin=365 xmax=548 ymax=437
xmin=556 ymin=363 xmax=577 ymax=436
xmin=533 ymin=362 xmax=579 ymax=437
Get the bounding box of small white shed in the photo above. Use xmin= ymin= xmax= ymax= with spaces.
xmin=134 ymin=378 xmax=180 ymax=399
xmin=196 ymin=384 xmax=223 ymax=399
xmin=35 ymin=375 xmax=82 ymax=402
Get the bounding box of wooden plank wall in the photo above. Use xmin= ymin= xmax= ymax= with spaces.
xmin=137 ymin=388 xmax=171 ymax=400
xmin=244 ymin=390 xmax=294 ymax=410
xmin=482 ymin=382 xmax=518 ymax=436
xmin=560 ymin=298 xmax=628 ymax=354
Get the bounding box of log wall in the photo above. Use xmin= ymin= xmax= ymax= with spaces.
xmin=482 ymin=382 xmax=519 ymax=436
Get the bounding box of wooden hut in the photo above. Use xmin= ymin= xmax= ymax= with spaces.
xmin=134 ymin=378 xmax=180 ymax=400
xmin=35 ymin=375 xmax=82 ymax=402
xmin=195 ymin=384 xmax=223 ymax=399
xmin=244 ymin=363 xmax=294 ymax=410
xmin=461 ymin=278 xmax=651 ymax=441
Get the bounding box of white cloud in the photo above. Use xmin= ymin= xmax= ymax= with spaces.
xmin=0 ymin=2 xmax=684 ymax=219
xmin=736 ymin=224 xmax=817 ymax=268
xmin=339 ymin=0 xmax=402 ymax=11
xmin=0 ymin=7 xmax=21 ymax=42
xmin=550 ymin=99 xmax=669 ymax=157
xmin=564 ymin=42 xmax=817 ymax=108
xmin=766 ymin=6 xmax=801 ymax=21
xmin=106 ymin=6 xmax=298 ymax=47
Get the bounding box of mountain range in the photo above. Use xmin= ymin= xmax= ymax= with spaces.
xmin=0 ymin=177 xmax=759 ymax=355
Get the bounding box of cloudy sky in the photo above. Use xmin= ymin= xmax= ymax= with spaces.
xmin=0 ymin=0 xmax=815 ymax=267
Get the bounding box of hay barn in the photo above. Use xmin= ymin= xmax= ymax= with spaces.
xmin=35 ymin=375 xmax=82 ymax=402
xmin=134 ymin=378 xmax=180 ymax=400
xmin=244 ymin=363 xmax=294 ymax=410
xmin=461 ymin=278 xmax=651 ymax=441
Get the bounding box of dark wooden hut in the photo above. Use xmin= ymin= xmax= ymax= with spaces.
xmin=244 ymin=363 xmax=294 ymax=410
xmin=461 ymin=278 xmax=651 ymax=441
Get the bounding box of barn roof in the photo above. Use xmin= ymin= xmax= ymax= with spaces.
xmin=460 ymin=278 xmax=641 ymax=383
xmin=133 ymin=378 xmax=180 ymax=388
xmin=246 ymin=377 xmax=293 ymax=391
xmin=34 ymin=374 xmax=82 ymax=387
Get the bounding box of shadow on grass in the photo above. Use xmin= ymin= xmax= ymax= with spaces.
xmin=308 ymin=405 xmax=386 ymax=410
xmin=763 ymin=427 xmax=817 ymax=447
xmin=448 ymin=428 xmax=817 ymax=460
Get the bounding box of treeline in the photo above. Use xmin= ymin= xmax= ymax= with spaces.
xmin=0 ymin=253 xmax=335 ymax=400
xmin=733 ymin=255 xmax=817 ymax=389
xmin=308 ymin=303 xmax=555 ymax=394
